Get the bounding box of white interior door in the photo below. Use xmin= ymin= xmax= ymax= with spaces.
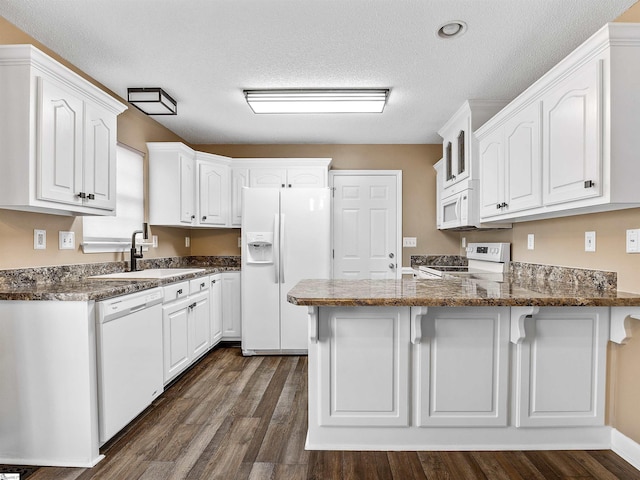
xmin=332 ymin=172 xmax=401 ymax=279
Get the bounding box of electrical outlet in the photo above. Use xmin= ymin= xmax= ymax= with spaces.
xmin=59 ymin=231 xmax=75 ymax=250
xmin=185 ymin=236 xmax=190 ymax=248
xmin=585 ymin=231 xmax=596 ymax=252
xmin=34 ymin=229 xmax=46 ymax=250
xmin=238 ymin=236 xmax=242 ymax=248
xmin=403 ymin=237 xmax=417 ymax=248
xmin=527 ymin=234 xmax=535 ymax=250
xmin=152 ymin=235 xmax=158 ymax=248
xmin=461 ymin=237 xmax=467 ymax=248
xmin=626 ymin=229 xmax=640 ymax=253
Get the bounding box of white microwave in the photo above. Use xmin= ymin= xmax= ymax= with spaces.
xmin=439 ymin=187 xmax=512 ymax=230
xmin=440 ymin=188 xmax=474 ymax=230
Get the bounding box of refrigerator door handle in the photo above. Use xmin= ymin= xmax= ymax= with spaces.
xmin=273 ymin=213 xmax=280 ymax=284
xmin=280 ymin=214 xmax=285 ymax=284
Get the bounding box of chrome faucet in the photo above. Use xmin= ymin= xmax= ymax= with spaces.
xmin=130 ymin=223 xmax=149 ymax=272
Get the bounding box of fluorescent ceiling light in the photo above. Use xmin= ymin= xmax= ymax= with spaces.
xmin=127 ymin=87 xmax=177 ymax=115
xmin=243 ymin=89 xmax=390 ymax=114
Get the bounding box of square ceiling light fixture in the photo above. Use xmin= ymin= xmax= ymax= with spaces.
xmin=127 ymin=87 xmax=177 ymax=115
xmin=243 ymin=89 xmax=390 ymax=114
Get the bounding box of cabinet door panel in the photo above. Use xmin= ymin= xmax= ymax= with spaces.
xmin=478 ymin=130 xmax=504 ymax=218
xmin=543 ymin=60 xmax=602 ymax=205
xmin=84 ymin=103 xmax=116 ymax=211
xmin=505 ymin=102 xmax=542 ymax=213
xmin=231 ymin=168 xmax=249 ymax=227
xmin=515 ymin=307 xmax=608 ymax=427
xmin=318 ymin=307 xmax=409 ymax=427
xmin=221 ymin=272 xmax=241 ymax=339
xmin=190 ymin=293 xmax=210 ymax=360
xmin=287 ymin=167 xmax=326 ymax=187
xmin=163 ymin=301 xmax=190 ymax=383
xmin=180 ymin=154 xmax=196 ymax=224
xmin=210 ymin=275 xmax=223 ymax=345
xmin=38 ymin=77 xmax=83 ymax=206
xmin=416 ymin=307 xmax=509 ymax=427
xmin=199 ymin=162 xmax=228 ymax=225
xmin=249 ymin=168 xmax=286 ymax=188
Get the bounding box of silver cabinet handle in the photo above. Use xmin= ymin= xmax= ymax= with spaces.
xmin=389 ymin=253 xmax=394 ymax=259
xmin=389 ymin=263 xmax=395 ymax=269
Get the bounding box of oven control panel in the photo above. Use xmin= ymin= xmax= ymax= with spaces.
xmin=466 ymin=243 xmax=510 ymax=263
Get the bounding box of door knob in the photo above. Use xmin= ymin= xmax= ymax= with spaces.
xmin=389 ymin=263 xmax=395 ymax=269
xmin=389 ymin=253 xmax=394 ymax=259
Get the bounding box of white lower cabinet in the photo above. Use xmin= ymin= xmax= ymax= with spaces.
xmin=308 ymin=305 xmax=611 ymax=450
xmin=221 ymin=271 xmax=242 ymax=340
xmin=317 ymin=307 xmax=410 ymax=427
xmin=416 ymin=307 xmax=510 ymax=427
xmin=515 ymin=307 xmax=609 ymax=427
xmin=162 ymin=284 xmax=210 ymax=384
xmin=210 ymin=274 xmax=223 ymax=345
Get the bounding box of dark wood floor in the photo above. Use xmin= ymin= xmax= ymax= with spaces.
xmin=23 ymin=347 xmax=640 ymax=480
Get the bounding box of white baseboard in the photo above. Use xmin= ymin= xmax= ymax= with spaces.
xmin=611 ymin=429 xmax=640 ymax=471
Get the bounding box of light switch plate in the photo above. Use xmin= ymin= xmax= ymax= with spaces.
xmin=403 ymin=237 xmax=417 ymax=248
xmin=585 ymin=231 xmax=596 ymax=252
xmin=34 ymin=229 xmax=46 ymax=250
xmin=59 ymin=231 xmax=75 ymax=250
xmin=185 ymin=236 xmax=190 ymax=248
xmin=152 ymin=235 xmax=158 ymax=248
xmin=626 ymin=229 xmax=640 ymax=253
xmin=527 ymin=234 xmax=535 ymax=250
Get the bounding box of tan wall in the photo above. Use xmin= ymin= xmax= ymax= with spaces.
xmin=191 ymin=144 xmax=460 ymax=259
xmin=0 ymin=16 xmax=190 ymax=268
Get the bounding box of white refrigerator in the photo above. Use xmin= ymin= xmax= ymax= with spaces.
xmin=241 ymin=187 xmax=330 ymax=354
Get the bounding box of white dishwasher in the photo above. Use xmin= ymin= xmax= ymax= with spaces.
xmin=96 ymin=287 xmax=164 ymax=444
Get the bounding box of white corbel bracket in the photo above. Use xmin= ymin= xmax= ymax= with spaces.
xmin=410 ymin=306 xmax=428 ymax=345
xmin=308 ymin=306 xmax=319 ymax=343
xmin=610 ymin=307 xmax=640 ymax=344
xmin=510 ymin=306 xmax=539 ymax=344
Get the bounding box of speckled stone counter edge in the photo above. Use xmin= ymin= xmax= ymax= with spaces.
xmin=410 ymin=256 xmax=617 ymax=293
xmin=0 ymin=256 xmax=240 ymax=287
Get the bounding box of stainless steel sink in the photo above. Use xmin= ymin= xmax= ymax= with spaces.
xmin=88 ymin=268 xmax=206 ymax=280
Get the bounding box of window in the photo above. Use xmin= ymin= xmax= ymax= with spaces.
xmin=82 ymin=144 xmax=144 ymax=253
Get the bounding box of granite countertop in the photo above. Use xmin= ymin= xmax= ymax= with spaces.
xmin=286 ymin=276 xmax=640 ymax=307
xmin=0 ymin=256 xmax=241 ymax=301
xmin=0 ymin=267 xmax=240 ymax=302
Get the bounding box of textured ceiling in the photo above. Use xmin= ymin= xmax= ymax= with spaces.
xmin=0 ymin=0 xmax=635 ymax=144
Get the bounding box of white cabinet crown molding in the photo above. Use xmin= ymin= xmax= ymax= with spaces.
xmin=0 ymin=44 xmax=126 ymax=115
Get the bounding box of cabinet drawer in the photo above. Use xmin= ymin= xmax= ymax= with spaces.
xmin=163 ymin=281 xmax=190 ymax=302
xmin=190 ymin=276 xmax=210 ymax=294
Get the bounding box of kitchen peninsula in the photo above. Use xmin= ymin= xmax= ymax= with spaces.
xmin=287 ymin=272 xmax=640 ymax=451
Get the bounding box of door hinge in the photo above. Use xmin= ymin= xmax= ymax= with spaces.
xmin=331 ymin=187 xmax=336 ymax=197
xmin=332 ymin=249 xmax=334 ymax=259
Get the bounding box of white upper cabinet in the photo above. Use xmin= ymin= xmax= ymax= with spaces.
xmin=230 ymin=167 xmax=249 ymax=227
xmin=479 ymin=101 xmax=542 ymax=219
xmin=148 ymin=143 xmax=233 ymax=228
xmin=249 ymin=168 xmax=286 ymax=188
xmin=149 ymin=145 xmax=332 ymax=228
xmin=542 ymin=60 xmax=601 ymax=206
xmin=0 ymin=45 xmax=126 ymax=216
xmin=149 ymin=143 xmax=198 ymax=227
xmin=478 ymin=128 xmax=505 ymax=219
xmin=477 ymin=23 xmax=640 ymax=223
xmin=436 ymin=100 xmax=507 ymax=230
xmin=197 ymin=152 xmax=230 ymax=226
xmin=248 ymin=164 xmax=328 ymax=188
xmin=179 ymin=152 xmax=196 ymax=224
xmin=438 ymin=100 xmax=505 ymax=194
